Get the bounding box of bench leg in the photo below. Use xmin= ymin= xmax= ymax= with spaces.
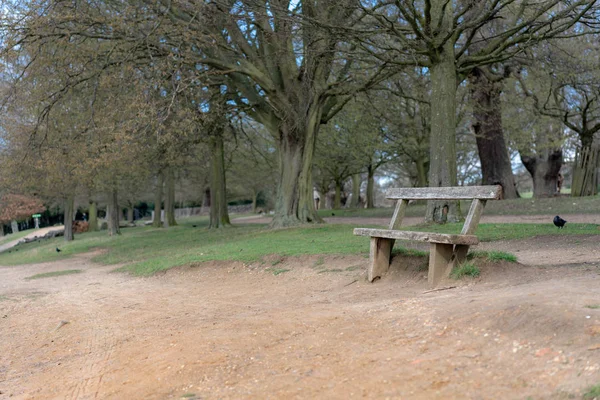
xmin=368 ymin=237 xmax=394 ymax=282
xmin=453 ymin=244 xmax=469 ymax=266
xmin=428 ymin=243 xmax=454 ymax=287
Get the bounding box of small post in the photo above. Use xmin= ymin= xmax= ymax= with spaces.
xmin=32 ymin=213 xmax=42 ymax=229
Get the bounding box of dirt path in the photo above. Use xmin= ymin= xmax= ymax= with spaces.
xmin=1 ymin=240 xmax=600 ymax=399
xmin=0 ymin=226 xmax=64 ymax=254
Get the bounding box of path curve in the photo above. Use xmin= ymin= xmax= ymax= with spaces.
xmin=0 ymin=226 xmax=64 ymax=254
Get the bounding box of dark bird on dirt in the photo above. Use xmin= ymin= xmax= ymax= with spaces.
xmin=56 ymin=247 xmax=61 ymax=253
xmin=553 ymin=215 xmax=567 ymax=229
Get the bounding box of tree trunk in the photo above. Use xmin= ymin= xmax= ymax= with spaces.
xmin=107 ymin=188 xmax=121 ymax=236
xmin=351 ymin=173 xmax=361 ymax=208
xmin=63 ymin=197 xmax=74 ymax=241
xmin=88 ymin=201 xmax=98 ymax=231
xmin=127 ymin=207 xmax=134 ymax=223
xmin=426 ymin=2 xmax=461 ymax=223
xmin=415 ymin=157 xmax=428 ymax=187
xmin=11 ymin=220 xmax=18 ymax=234
xmin=251 ymin=189 xmax=258 ymax=213
xmin=164 ymin=167 xmax=177 ymax=228
xmin=572 ymin=134 xmax=599 ymax=197
xmin=201 ymin=187 xmax=211 ymax=214
xmin=334 ymin=180 xmax=342 ymax=209
xmin=366 ymin=165 xmax=375 ymax=208
xmin=152 ymin=172 xmax=163 ymax=228
xmin=521 ymin=149 xmax=563 ymax=198
xmin=209 ymin=133 xmax=231 ymax=228
xmin=271 ymin=112 xmax=324 ymax=227
xmin=0 ymin=224 xmax=4 ymax=237
xmin=469 ymin=68 xmax=519 ymax=199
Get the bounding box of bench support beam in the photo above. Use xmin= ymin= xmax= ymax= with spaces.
xmin=428 ymin=243 xmax=454 ymax=286
xmin=368 ymin=237 xmax=394 ymax=282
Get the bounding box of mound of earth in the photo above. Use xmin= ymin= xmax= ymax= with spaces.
xmin=1 ymin=248 xmax=599 ymax=399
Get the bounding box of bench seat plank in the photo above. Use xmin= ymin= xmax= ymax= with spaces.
xmin=386 ymin=185 xmax=502 ymax=201
xmin=353 ymin=228 xmax=479 ymax=246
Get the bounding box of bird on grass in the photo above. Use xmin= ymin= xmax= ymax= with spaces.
xmin=56 ymin=247 xmax=61 ymax=253
xmin=553 ymin=216 xmax=567 ymax=229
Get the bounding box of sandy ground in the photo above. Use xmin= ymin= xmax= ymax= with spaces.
xmin=1 ymin=234 xmax=600 ymax=400
xmin=0 ymin=227 xmax=65 ymax=254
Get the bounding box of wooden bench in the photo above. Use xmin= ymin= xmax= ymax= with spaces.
xmin=353 ymin=185 xmax=502 ymax=287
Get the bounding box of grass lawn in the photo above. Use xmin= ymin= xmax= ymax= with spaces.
xmin=25 ymin=269 xmax=83 ymax=280
xmin=0 ymin=215 xmax=597 ymax=276
xmin=0 ymin=229 xmax=37 ymax=246
xmin=323 ymin=195 xmax=600 ymax=219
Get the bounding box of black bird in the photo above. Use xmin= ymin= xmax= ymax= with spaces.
xmin=56 ymin=247 xmax=61 ymax=253
xmin=192 ymin=225 xmax=197 ymax=228
xmin=553 ymin=215 xmax=567 ymax=229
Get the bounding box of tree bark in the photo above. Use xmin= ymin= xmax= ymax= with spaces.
xmin=201 ymin=187 xmax=211 ymax=214
xmin=10 ymin=220 xmax=18 ymax=234
xmin=164 ymin=167 xmax=177 ymax=228
xmin=88 ymin=201 xmax=98 ymax=231
xmin=63 ymin=197 xmax=74 ymax=241
xmin=127 ymin=207 xmax=134 ymax=223
xmin=0 ymin=224 xmax=4 ymax=237
xmin=209 ymin=133 xmax=231 ymax=228
xmin=351 ymin=173 xmax=361 ymax=208
xmin=469 ymin=68 xmax=519 ymax=199
xmin=521 ymin=149 xmax=563 ymax=198
xmin=426 ymin=2 xmax=461 ymax=223
xmin=366 ymin=165 xmax=375 ymax=208
xmin=270 ymin=106 xmax=324 ymax=227
xmin=572 ymin=132 xmax=598 ymax=197
xmin=152 ymin=172 xmax=163 ymax=228
xmin=251 ymin=189 xmax=258 ymax=213
xmin=415 ymin=157 xmax=428 ymax=187
xmin=107 ymin=188 xmax=121 ymax=236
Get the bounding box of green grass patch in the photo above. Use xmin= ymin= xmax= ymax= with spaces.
xmin=346 ymin=265 xmax=362 ymax=271
xmin=318 ymin=268 xmax=343 ymax=274
xmin=585 ymin=304 xmax=600 ymax=309
xmin=583 ymin=384 xmax=600 ymax=399
xmin=451 ymin=263 xmax=480 ymax=279
xmin=266 ymin=268 xmax=290 ymax=276
xmin=0 ymin=229 xmax=36 ymax=246
xmin=0 ymin=217 xmax=597 ymax=277
xmin=270 ymin=258 xmax=283 ymax=266
xmin=468 ymin=250 xmax=517 ymax=262
xmin=25 ymin=269 xmax=82 ymax=280
xmin=392 ymin=247 xmax=429 ymax=258
xmin=313 ymin=256 xmax=325 ymax=268
xmin=0 ymin=295 xmax=8 ymax=302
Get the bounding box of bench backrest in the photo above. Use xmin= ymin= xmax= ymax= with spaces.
xmin=386 ymin=185 xmax=502 ymax=201
xmin=387 ymin=185 xmax=502 ymax=235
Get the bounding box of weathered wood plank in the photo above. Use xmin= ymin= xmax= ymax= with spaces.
xmin=389 ymin=199 xmax=409 ymax=230
xmin=461 ymin=199 xmax=487 ymax=235
xmin=368 ymin=237 xmax=394 ymax=282
xmin=428 ymin=243 xmax=454 ymax=287
xmin=354 ymin=228 xmax=479 ymax=246
xmin=386 ymin=185 xmax=502 ymax=201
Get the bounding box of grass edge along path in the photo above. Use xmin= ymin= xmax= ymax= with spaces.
xmin=25 ymin=269 xmax=83 ymax=280
xmin=0 ymin=220 xmax=596 ymax=276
